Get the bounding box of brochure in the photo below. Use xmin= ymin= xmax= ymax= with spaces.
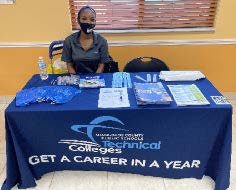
xmin=167 ymin=84 xmax=210 ymax=106
xmin=79 ymin=75 xmax=105 ymax=88
xmin=133 ymin=82 xmax=172 ymax=105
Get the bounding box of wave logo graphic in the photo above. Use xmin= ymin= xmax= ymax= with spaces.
xmin=59 ymin=140 xmax=101 ymax=147
xmin=71 ymin=116 xmax=128 ymax=143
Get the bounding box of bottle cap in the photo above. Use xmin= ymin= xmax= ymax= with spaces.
xmin=38 ymin=56 xmax=44 ymax=60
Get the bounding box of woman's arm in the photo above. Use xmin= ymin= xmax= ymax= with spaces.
xmin=66 ymin=62 xmax=76 ymax=74
xmin=62 ymin=36 xmax=75 ymax=74
xmin=98 ymin=38 xmax=110 ymax=73
xmin=96 ymin=63 xmax=105 ymax=73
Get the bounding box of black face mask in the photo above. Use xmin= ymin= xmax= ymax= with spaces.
xmin=79 ymin=22 xmax=95 ymax=34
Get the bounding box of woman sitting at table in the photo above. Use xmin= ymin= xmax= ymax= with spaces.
xmin=61 ymin=6 xmax=110 ymax=74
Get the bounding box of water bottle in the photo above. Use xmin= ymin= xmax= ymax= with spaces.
xmin=37 ymin=56 xmax=48 ymax=80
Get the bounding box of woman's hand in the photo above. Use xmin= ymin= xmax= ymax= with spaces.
xmin=96 ymin=63 xmax=105 ymax=73
xmin=66 ymin=63 xmax=76 ymax=74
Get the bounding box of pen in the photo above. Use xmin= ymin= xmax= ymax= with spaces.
xmin=120 ymin=92 xmax=123 ymax=101
xmin=135 ymin=75 xmax=147 ymax=82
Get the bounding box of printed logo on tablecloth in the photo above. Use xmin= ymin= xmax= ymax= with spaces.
xmin=71 ymin=116 xmax=128 ymax=143
xmin=28 ymin=115 xmax=201 ymax=170
xmin=58 ymin=116 xmax=161 ymax=154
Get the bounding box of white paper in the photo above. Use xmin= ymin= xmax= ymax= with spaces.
xmin=98 ymin=88 xmax=130 ymax=108
xmin=160 ymin=71 xmax=205 ymax=81
xmin=167 ymin=84 xmax=210 ymax=106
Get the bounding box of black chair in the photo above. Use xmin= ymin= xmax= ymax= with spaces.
xmin=103 ymin=55 xmax=119 ymax=73
xmin=123 ymin=56 xmax=169 ymax=72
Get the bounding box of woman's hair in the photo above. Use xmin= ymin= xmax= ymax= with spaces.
xmin=77 ymin=6 xmax=96 ymax=19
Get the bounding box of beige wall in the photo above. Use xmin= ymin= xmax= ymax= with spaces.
xmin=0 ymin=0 xmax=236 ymax=95
xmin=0 ymin=0 xmax=71 ymax=42
xmin=1 ymin=44 xmax=236 ymax=95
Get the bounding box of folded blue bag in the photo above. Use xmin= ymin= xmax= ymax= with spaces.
xmin=16 ymin=86 xmax=81 ymax=106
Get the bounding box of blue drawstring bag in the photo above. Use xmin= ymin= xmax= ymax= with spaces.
xmin=16 ymin=86 xmax=81 ymax=107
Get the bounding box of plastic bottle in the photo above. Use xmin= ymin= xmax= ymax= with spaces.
xmin=37 ymin=56 xmax=48 ymax=80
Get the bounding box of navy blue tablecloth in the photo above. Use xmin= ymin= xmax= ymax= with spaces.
xmin=1 ymin=73 xmax=232 ymax=190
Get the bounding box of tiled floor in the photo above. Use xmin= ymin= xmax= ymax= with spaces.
xmin=0 ymin=97 xmax=235 ymax=190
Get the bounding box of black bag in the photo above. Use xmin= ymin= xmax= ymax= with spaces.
xmin=104 ymin=56 xmax=119 ymax=73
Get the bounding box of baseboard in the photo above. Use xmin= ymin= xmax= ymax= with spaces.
xmin=1 ymin=39 xmax=236 ymax=47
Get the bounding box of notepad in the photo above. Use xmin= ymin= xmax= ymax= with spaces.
xmin=98 ymin=88 xmax=130 ymax=108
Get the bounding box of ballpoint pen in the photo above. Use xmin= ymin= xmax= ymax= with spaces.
xmin=135 ymin=75 xmax=147 ymax=82
xmin=120 ymin=91 xmax=123 ymax=101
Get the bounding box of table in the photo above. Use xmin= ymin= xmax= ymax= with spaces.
xmin=1 ymin=73 xmax=232 ymax=190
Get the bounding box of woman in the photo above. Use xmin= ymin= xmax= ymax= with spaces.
xmin=61 ymin=6 xmax=110 ymax=74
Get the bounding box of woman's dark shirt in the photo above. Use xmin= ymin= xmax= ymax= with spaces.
xmin=61 ymin=31 xmax=110 ymax=73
